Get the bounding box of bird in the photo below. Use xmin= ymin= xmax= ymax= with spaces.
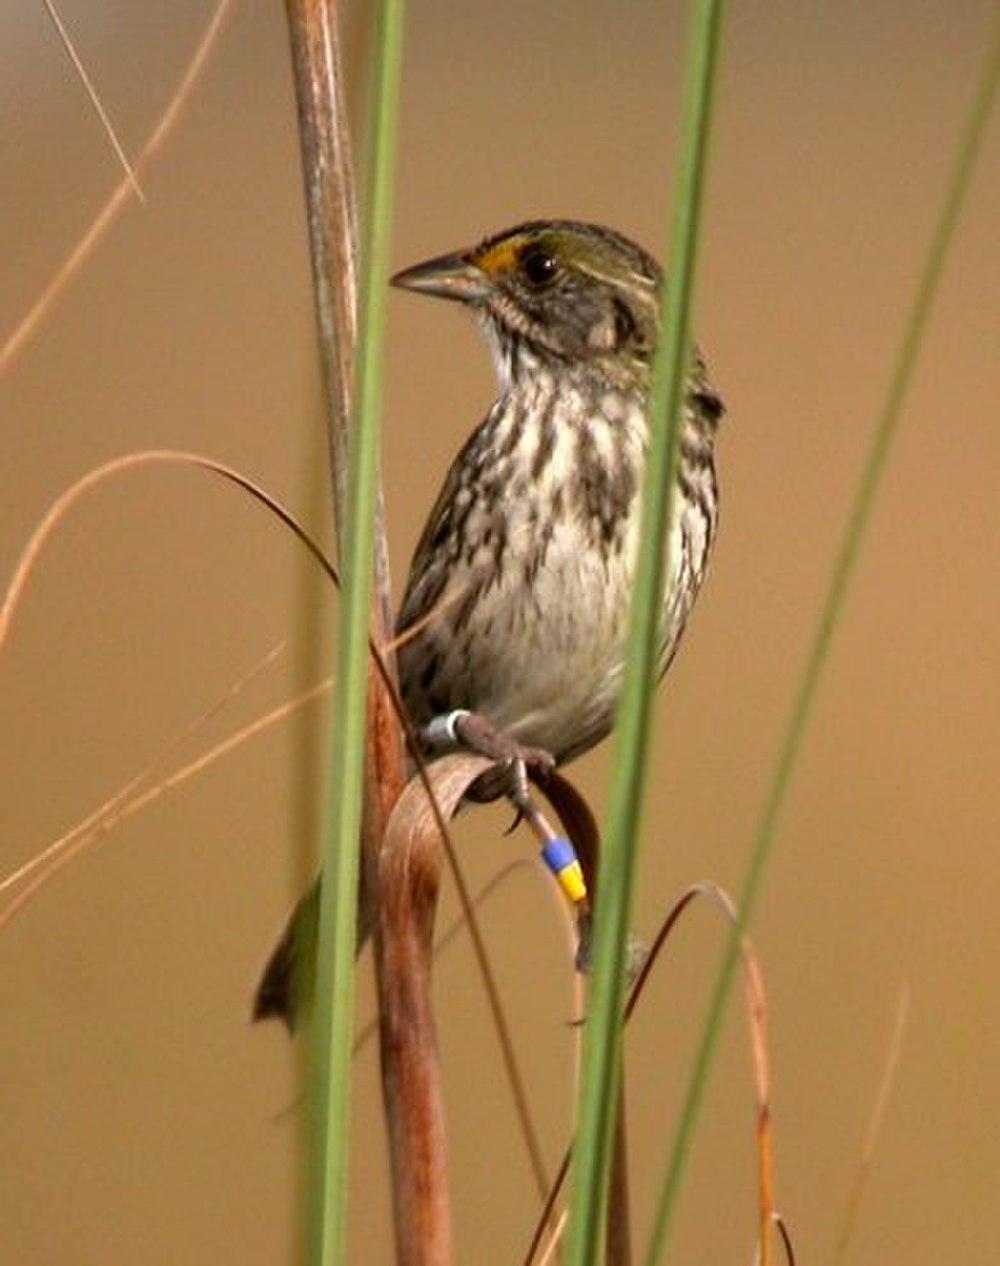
xmin=253 ymin=219 xmax=724 ymax=1031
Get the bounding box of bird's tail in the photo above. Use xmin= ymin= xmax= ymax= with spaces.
xmin=252 ymin=880 xmax=319 ymax=1034
xmin=252 ymin=871 xmax=375 ymax=1034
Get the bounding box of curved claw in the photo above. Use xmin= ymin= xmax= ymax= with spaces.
xmin=503 ymin=807 xmax=525 ymax=836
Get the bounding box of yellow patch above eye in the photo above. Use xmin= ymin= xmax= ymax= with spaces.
xmin=474 ymin=236 xmax=526 ymax=277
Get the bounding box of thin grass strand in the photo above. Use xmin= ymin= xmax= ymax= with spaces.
xmin=524 ymin=880 xmax=775 ymax=1266
xmin=0 ymin=640 xmax=285 ymax=898
xmin=0 ymin=676 xmax=332 ymax=933
xmin=40 ymin=0 xmax=145 ymax=202
xmin=1 ymin=0 xmax=237 ymax=377
xmin=0 ymin=446 xmax=550 ymax=1209
xmin=831 ymin=985 xmax=911 ymax=1266
xmin=0 ymin=582 xmax=479 ymax=910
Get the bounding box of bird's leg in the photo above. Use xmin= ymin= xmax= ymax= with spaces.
xmin=422 ymin=710 xmax=641 ymax=986
xmin=419 ymin=709 xmax=555 ymax=804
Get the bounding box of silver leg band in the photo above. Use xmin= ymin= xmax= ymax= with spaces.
xmin=423 ymin=709 xmax=471 ymax=750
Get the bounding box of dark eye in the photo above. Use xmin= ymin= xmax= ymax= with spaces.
xmin=521 ymin=247 xmax=558 ymax=287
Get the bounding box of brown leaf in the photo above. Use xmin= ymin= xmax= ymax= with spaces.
xmin=375 ymin=753 xmax=492 ymax=1266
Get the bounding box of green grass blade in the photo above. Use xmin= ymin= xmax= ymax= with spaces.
xmin=643 ymin=20 xmax=1000 ymax=1266
xmin=564 ymin=2 xmax=727 ymax=1262
xmin=307 ymin=3 xmax=405 ymax=1265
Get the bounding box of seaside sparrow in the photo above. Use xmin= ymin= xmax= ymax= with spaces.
xmin=254 ymin=220 xmax=724 ymax=1029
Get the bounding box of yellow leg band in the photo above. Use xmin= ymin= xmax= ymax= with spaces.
xmin=556 ymin=861 xmax=588 ymax=904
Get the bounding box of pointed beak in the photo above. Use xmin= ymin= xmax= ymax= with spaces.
xmin=390 ymin=250 xmax=489 ymax=304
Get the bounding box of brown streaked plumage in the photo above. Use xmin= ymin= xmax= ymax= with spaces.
xmin=254 ymin=220 xmax=724 ymax=1029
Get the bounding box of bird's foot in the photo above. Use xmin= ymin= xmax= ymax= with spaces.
xmin=453 ymin=711 xmax=554 ymax=806
xmin=420 ymin=709 xmax=555 ymax=805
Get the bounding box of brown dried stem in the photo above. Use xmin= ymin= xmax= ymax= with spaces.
xmin=376 ymin=755 xmax=490 ymax=1264
xmin=378 ymin=764 xmax=595 ymax=1265
xmin=282 ymin=3 xmax=429 ymax=1257
xmin=283 ymin=0 xmax=358 ymax=536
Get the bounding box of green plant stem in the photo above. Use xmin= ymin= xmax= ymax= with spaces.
xmin=564 ymin=2 xmax=726 ymax=1263
xmin=307 ymin=3 xmax=405 ymax=1264
xmin=644 ymin=20 xmax=1000 ymax=1266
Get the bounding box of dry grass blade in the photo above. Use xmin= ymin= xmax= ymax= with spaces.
xmin=628 ymin=883 xmax=776 ymax=1266
xmin=283 ymin=0 xmax=358 ymax=536
xmin=537 ymin=1212 xmax=570 ymax=1266
xmin=0 ymin=674 xmax=332 ymax=933
xmin=606 ymin=1080 xmax=632 ymax=1266
xmin=832 ymin=985 xmax=910 ymax=1266
xmin=40 ymin=0 xmax=145 ymax=202
xmin=376 ymin=762 xmax=603 ymax=1264
xmin=774 ymin=1214 xmax=796 ymax=1266
xmin=674 ymin=885 xmax=775 ymax=1266
xmin=281 ymin=4 xmax=409 ymax=1256
xmin=353 ymin=857 xmax=550 ymax=1056
xmin=391 ymin=743 xmax=558 ymax=1211
xmin=1 ymin=577 xmax=478 ymax=913
xmin=275 ymin=855 xmax=575 ymax=1125
xmin=524 ymin=881 xmax=780 ymax=1266
xmin=524 ymin=1146 xmax=572 ymax=1266
xmin=376 ymin=753 xmax=501 ymax=1262
xmin=1 ymin=0 xmax=238 ymax=377
xmin=0 ymin=450 xmax=335 ymax=660
xmin=387 ymin=581 xmax=474 ymax=655
xmin=0 ymin=639 xmax=285 ymax=899
xmin=0 ymin=448 xmax=549 ymax=1221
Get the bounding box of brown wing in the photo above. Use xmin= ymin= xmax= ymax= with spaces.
xmin=395 ymin=406 xmax=500 ymax=638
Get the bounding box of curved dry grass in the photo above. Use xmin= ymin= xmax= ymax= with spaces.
xmin=1 ymin=0 xmax=238 ymax=378
xmin=524 ymin=881 xmax=782 ymax=1266
xmin=0 ymin=447 xmax=557 ymax=1214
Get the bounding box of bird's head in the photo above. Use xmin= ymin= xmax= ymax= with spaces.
xmin=391 ymin=220 xmax=661 ymax=387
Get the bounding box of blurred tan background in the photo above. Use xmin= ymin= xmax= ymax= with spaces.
xmin=2 ymin=1 xmax=999 ymax=1262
